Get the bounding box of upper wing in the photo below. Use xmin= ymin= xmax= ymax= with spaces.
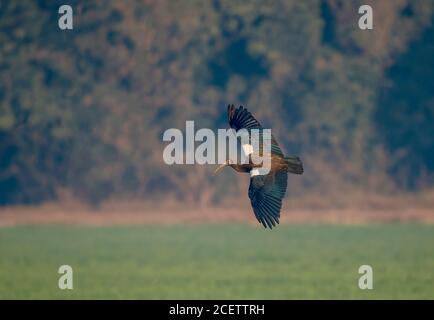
xmin=227 ymin=104 xmax=284 ymax=157
xmin=248 ymin=169 xmax=288 ymax=229
xmin=228 ymin=104 xmax=262 ymax=130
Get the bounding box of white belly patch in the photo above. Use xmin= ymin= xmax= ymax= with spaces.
xmin=250 ymin=167 xmax=270 ymax=177
xmin=250 ymin=169 xmax=260 ymax=177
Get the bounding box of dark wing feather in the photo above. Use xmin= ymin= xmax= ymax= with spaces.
xmin=248 ymin=169 xmax=288 ymax=229
xmin=227 ymin=104 xmax=284 ymax=157
xmin=228 ymin=104 xmax=262 ymax=130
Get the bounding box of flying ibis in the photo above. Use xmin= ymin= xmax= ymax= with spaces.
xmin=215 ymin=105 xmax=303 ymax=229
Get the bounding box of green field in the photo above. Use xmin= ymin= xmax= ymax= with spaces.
xmin=0 ymin=224 xmax=433 ymax=299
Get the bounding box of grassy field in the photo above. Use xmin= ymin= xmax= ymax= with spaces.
xmin=0 ymin=224 xmax=433 ymax=299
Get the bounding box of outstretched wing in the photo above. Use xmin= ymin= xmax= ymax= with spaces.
xmin=248 ymin=169 xmax=288 ymax=229
xmin=228 ymin=104 xmax=262 ymax=130
xmin=227 ymin=104 xmax=284 ymax=157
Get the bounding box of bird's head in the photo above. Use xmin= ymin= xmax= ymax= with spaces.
xmin=213 ymin=160 xmax=233 ymax=174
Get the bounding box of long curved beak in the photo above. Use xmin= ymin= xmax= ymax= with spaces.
xmin=214 ymin=163 xmax=227 ymax=175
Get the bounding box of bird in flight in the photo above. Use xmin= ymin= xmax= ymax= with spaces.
xmin=215 ymin=105 xmax=303 ymax=229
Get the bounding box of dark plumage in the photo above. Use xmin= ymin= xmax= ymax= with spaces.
xmin=222 ymin=104 xmax=303 ymax=229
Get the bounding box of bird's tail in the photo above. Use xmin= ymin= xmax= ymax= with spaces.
xmin=285 ymin=156 xmax=303 ymax=175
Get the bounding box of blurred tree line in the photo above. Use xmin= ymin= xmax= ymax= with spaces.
xmin=0 ymin=0 xmax=433 ymax=205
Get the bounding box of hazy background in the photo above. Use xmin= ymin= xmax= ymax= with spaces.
xmin=1 ymin=0 xmax=433 ymax=210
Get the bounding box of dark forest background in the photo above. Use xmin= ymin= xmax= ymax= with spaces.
xmin=1 ymin=0 xmax=433 ymax=206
